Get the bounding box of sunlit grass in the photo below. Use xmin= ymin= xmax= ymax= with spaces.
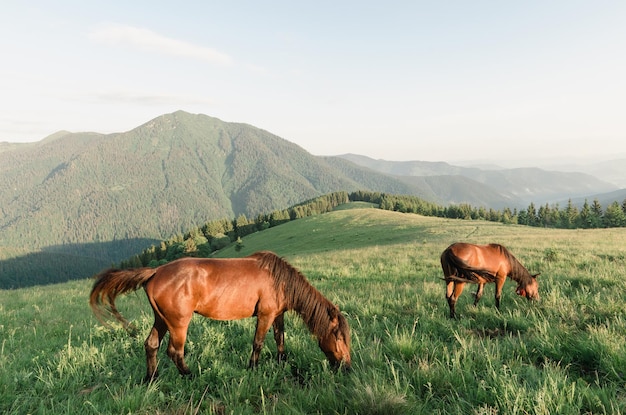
xmin=1 ymin=207 xmax=626 ymax=413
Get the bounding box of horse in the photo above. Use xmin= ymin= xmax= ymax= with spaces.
xmin=90 ymin=251 xmax=351 ymax=381
xmin=440 ymin=242 xmax=540 ymax=318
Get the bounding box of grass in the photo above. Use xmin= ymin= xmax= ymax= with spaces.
xmin=1 ymin=206 xmax=626 ymax=414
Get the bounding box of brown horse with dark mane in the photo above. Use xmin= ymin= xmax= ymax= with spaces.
xmin=440 ymin=242 xmax=540 ymax=318
xmin=90 ymin=251 xmax=351 ymax=381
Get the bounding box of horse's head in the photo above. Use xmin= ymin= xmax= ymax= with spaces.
xmin=516 ymin=273 xmax=540 ymax=300
xmin=319 ymin=308 xmax=351 ymax=371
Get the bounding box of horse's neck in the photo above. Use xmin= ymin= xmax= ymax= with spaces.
xmin=292 ymin=288 xmax=331 ymax=340
xmin=507 ymin=258 xmax=530 ymax=283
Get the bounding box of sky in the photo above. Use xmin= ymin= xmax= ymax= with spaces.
xmin=1 ymin=1 xmax=625 ymax=163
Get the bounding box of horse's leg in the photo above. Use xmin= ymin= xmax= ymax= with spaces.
xmin=249 ymin=314 xmax=275 ymax=368
xmin=272 ymin=313 xmax=286 ymax=363
xmin=446 ymin=280 xmax=465 ymax=318
xmin=474 ymin=283 xmax=485 ymax=306
xmin=166 ymin=320 xmax=193 ymax=376
xmin=494 ymin=277 xmax=506 ymax=310
xmin=445 ymin=280 xmax=455 ymax=318
xmin=144 ymin=316 xmax=168 ymax=382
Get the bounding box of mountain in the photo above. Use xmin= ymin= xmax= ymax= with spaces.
xmin=0 ymin=112 xmax=347 ymax=251
xmin=562 ymin=159 xmax=626 ymax=189
xmin=0 ymin=111 xmax=437 ymax=286
xmin=1 ymin=111 xmax=619 ymax=287
xmin=338 ymin=154 xmax=618 ymax=206
xmin=466 ymin=156 xmax=626 ymax=189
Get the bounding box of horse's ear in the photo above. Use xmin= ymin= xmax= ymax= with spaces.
xmin=532 ymin=273 xmax=540 ymax=279
xmin=328 ymin=306 xmax=340 ymax=329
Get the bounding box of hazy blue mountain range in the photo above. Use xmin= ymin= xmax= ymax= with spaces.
xmin=338 ymin=154 xmax=618 ymax=206
xmin=0 ymin=110 xmax=622 ymax=287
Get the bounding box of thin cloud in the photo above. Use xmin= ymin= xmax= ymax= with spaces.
xmin=246 ymin=63 xmax=268 ymax=75
xmin=89 ymin=23 xmax=233 ymax=65
xmin=88 ymin=91 xmax=215 ymax=107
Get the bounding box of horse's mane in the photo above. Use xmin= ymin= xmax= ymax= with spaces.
xmin=492 ymin=244 xmax=533 ymax=284
xmin=249 ymin=251 xmax=349 ymax=342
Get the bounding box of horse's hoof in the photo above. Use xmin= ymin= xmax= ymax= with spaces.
xmin=143 ymin=372 xmax=159 ymax=384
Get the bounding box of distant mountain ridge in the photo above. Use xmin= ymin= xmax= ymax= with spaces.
xmin=338 ymin=153 xmax=618 ymax=206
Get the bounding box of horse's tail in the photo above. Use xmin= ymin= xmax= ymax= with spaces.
xmin=89 ymin=267 xmax=156 ymax=330
xmin=440 ymin=247 xmax=496 ymax=283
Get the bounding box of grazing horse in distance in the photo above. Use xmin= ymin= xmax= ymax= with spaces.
xmin=90 ymin=251 xmax=351 ymax=381
xmin=440 ymin=242 xmax=540 ymax=318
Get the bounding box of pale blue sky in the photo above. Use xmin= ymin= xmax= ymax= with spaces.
xmin=1 ymin=1 xmax=625 ymax=162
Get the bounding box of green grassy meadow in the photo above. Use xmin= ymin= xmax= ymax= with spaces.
xmin=1 ymin=205 xmax=626 ymax=414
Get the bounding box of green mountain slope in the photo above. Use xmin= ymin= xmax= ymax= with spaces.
xmin=0 ymin=112 xmax=391 ymax=253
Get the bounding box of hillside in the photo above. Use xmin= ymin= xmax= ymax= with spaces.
xmin=1 ymin=112 xmax=357 ymax=248
xmin=2 ymin=207 xmax=625 ymax=414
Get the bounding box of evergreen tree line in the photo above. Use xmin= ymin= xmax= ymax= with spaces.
xmin=121 ymin=190 xmax=626 ymax=269
xmin=369 ymin=193 xmax=626 ymax=229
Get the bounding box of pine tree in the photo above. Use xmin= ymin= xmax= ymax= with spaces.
xmin=591 ymin=199 xmax=603 ymax=228
xmin=527 ymin=202 xmax=538 ymax=226
xmin=578 ymin=200 xmax=592 ymax=228
xmin=603 ymin=202 xmax=625 ymax=228
xmin=561 ymin=199 xmax=578 ymax=229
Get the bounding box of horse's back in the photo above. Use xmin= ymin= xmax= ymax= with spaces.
xmin=446 ymin=242 xmax=482 ymax=263
xmin=443 ymin=242 xmax=509 ymax=277
xmin=145 ymin=257 xmax=279 ymax=321
xmin=447 ymin=242 xmax=502 ymax=254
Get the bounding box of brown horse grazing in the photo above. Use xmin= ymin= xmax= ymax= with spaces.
xmin=90 ymin=251 xmax=351 ymax=381
xmin=440 ymin=243 xmax=540 ymax=318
